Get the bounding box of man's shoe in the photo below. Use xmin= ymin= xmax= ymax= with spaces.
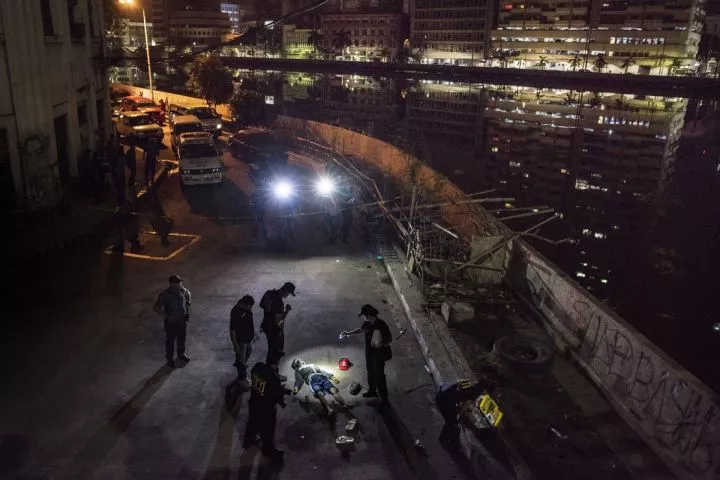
xmin=277 ymin=374 xmax=288 ymax=382
xmin=262 ymin=447 xmax=284 ymax=459
xmin=362 ymin=390 xmax=378 ymax=398
xmin=166 ymin=360 xmax=176 ymax=368
xmin=238 ymin=379 xmax=251 ymax=390
xmin=178 ymin=354 xmax=190 ymax=362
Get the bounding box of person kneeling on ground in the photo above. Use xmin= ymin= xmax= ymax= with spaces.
xmin=291 ymin=358 xmax=353 ymax=415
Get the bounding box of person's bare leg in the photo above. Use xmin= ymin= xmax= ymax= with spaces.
xmin=316 ymin=393 xmax=334 ymax=415
xmin=330 ymin=387 xmax=353 ymax=408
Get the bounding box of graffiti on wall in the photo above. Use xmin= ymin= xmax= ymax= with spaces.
xmin=521 ymin=251 xmax=719 ymax=479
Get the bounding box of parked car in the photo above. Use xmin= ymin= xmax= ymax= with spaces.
xmin=116 ymin=111 xmax=164 ymax=143
xmin=227 ymin=128 xmax=288 ymax=165
xmin=177 ymin=132 xmax=224 ymax=186
xmin=167 ymin=104 xmax=189 ymax=126
xmin=170 ymin=115 xmax=204 ymax=154
xmin=120 ymin=96 xmax=165 ymax=125
xmin=185 ymin=106 xmax=223 ymax=137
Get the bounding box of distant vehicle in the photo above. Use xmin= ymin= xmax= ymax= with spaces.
xmin=120 ymin=95 xmax=165 ymax=125
xmin=116 ymin=111 xmax=164 ymax=143
xmin=177 ymin=132 xmax=223 ymax=186
xmin=167 ymin=104 xmax=189 ymax=126
xmin=170 ymin=115 xmax=204 ymax=154
xmin=227 ymin=128 xmax=288 ymax=165
xmin=185 ymin=106 xmax=223 ymax=137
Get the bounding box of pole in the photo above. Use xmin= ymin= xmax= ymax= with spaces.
xmin=142 ymin=8 xmax=154 ymax=101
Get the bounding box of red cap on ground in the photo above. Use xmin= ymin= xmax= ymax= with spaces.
xmin=338 ymin=357 xmax=352 ymax=371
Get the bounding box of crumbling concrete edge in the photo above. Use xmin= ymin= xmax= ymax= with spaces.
xmin=381 ymin=244 xmax=529 ymax=480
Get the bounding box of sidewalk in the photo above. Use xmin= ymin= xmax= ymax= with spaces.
xmin=0 ymin=151 xmax=168 ymax=267
xmin=378 ymin=235 xmax=676 ymax=480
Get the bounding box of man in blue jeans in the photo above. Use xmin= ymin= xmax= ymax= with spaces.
xmin=291 ymin=358 xmax=353 ymax=415
xmin=230 ymin=295 xmax=255 ymax=388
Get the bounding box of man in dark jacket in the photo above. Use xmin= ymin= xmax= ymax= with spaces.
xmin=436 ymin=369 xmax=499 ymax=451
xmin=244 ymin=362 xmax=289 ymax=459
xmin=260 ymin=282 xmax=296 ymax=378
xmin=230 ymin=295 xmax=255 ymax=388
xmin=340 ymin=304 xmax=392 ymax=404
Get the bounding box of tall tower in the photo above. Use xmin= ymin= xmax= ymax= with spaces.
xmin=151 ymin=0 xmax=168 ymax=39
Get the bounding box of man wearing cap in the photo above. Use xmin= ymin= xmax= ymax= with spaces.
xmin=340 ymin=304 xmax=392 ymax=404
xmin=230 ymin=295 xmax=256 ymax=388
xmin=154 ymin=274 xmax=192 ymax=368
xmin=259 ymin=282 xmax=296 ymax=377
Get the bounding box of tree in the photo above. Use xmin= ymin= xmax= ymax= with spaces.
xmin=492 ymin=49 xmax=511 ymax=68
xmin=332 ymin=31 xmax=352 ymax=56
xmin=229 ymin=89 xmax=266 ymax=126
xmin=308 ymin=30 xmax=325 ymax=59
xmin=593 ymin=53 xmax=607 ymax=73
xmin=569 ymin=54 xmax=582 ymax=72
xmin=537 ymin=56 xmax=549 ymax=70
xmin=620 ymin=56 xmax=636 ymax=74
xmin=186 ymin=53 xmax=234 ymax=106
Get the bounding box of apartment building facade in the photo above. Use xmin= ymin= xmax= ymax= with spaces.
xmin=321 ymin=12 xmax=405 ymax=61
xmin=409 ymin=0 xmax=494 ymax=65
xmin=0 ymin=0 xmax=109 ymax=210
xmin=490 ymin=0 xmax=706 ymax=74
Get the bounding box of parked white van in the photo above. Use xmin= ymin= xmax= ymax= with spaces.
xmin=177 ymin=132 xmax=223 ymax=186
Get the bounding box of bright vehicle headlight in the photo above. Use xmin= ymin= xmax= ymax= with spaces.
xmin=273 ymin=180 xmax=293 ymax=199
xmin=316 ymin=176 xmax=335 ymax=196
xmin=216 ymin=123 xmax=222 ymax=129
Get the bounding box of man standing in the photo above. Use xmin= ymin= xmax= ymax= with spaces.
xmin=144 ymin=140 xmax=159 ymax=185
xmin=244 ymin=361 xmax=289 ymax=459
xmin=230 ymin=295 xmax=255 ymax=388
xmin=154 ymin=274 xmax=192 ymax=368
xmin=260 ymin=282 xmax=296 ymax=378
xmin=436 ymin=371 xmax=499 ymax=451
xmin=125 ymin=137 xmax=137 ymax=189
xmin=340 ymin=304 xmax=392 ymax=404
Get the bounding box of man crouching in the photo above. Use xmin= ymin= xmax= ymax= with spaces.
xmin=291 ymin=358 xmax=353 ymax=415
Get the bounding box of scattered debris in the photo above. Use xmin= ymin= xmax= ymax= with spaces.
xmin=395 ymin=328 xmax=408 ymax=340
xmin=404 ymin=382 xmax=432 ymax=394
xmin=336 ymin=435 xmax=355 ymax=447
xmin=345 ymin=419 xmax=358 ymax=432
xmin=348 ymin=382 xmax=362 ymax=395
xmin=414 ymin=438 xmax=425 ymax=450
xmin=550 ymin=427 xmax=568 ymax=440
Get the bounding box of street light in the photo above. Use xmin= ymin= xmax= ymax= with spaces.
xmin=119 ymin=0 xmax=153 ymax=101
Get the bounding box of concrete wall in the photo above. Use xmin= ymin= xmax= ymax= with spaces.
xmin=115 ymin=85 xmax=233 ymax=120
xmin=504 ymin=240 xmax=720 ymax=480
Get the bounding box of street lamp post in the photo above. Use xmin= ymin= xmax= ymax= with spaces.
xmin=120 ymin=0 xmax=153 ymax=100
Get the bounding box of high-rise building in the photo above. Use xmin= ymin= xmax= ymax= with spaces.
xmin=151 ymin=0 xmax=169 ymax=39
xmin=409 ymin=0 xmax=494 ymax=66
xmin=0 ymin=0 xmax=110 ymax=209
xmin=221 ymin=3 xmax=245 ymax=33
xmin=490 ymin=0 xmax=706 ymax=74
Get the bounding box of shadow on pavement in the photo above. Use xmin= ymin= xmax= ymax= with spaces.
xmin=376 ymin=403 xmax=439 ymax=480
xmin=0 ymin=434 xmax=48 ymax=480
xmin=203 ymin=385 xmax=248 ymax=480
xmin=59 ymin=366 xmax=172 ymax=478
xmin=182 ymin=179 xmax=252 ymax=226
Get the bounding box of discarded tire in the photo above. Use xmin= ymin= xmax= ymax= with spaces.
xmin=492 ymin=336 xmax=553 ymax=371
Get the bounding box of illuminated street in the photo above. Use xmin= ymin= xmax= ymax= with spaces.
xmin=0 ymin=140 xmax=470 ymax=480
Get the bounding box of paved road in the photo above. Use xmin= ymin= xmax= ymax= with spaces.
xmin=0 ymin=136 xmax=474 ymax=480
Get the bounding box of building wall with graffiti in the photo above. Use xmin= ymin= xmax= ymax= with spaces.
xmin=505 ymin=240 xmax=719 ymax=480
